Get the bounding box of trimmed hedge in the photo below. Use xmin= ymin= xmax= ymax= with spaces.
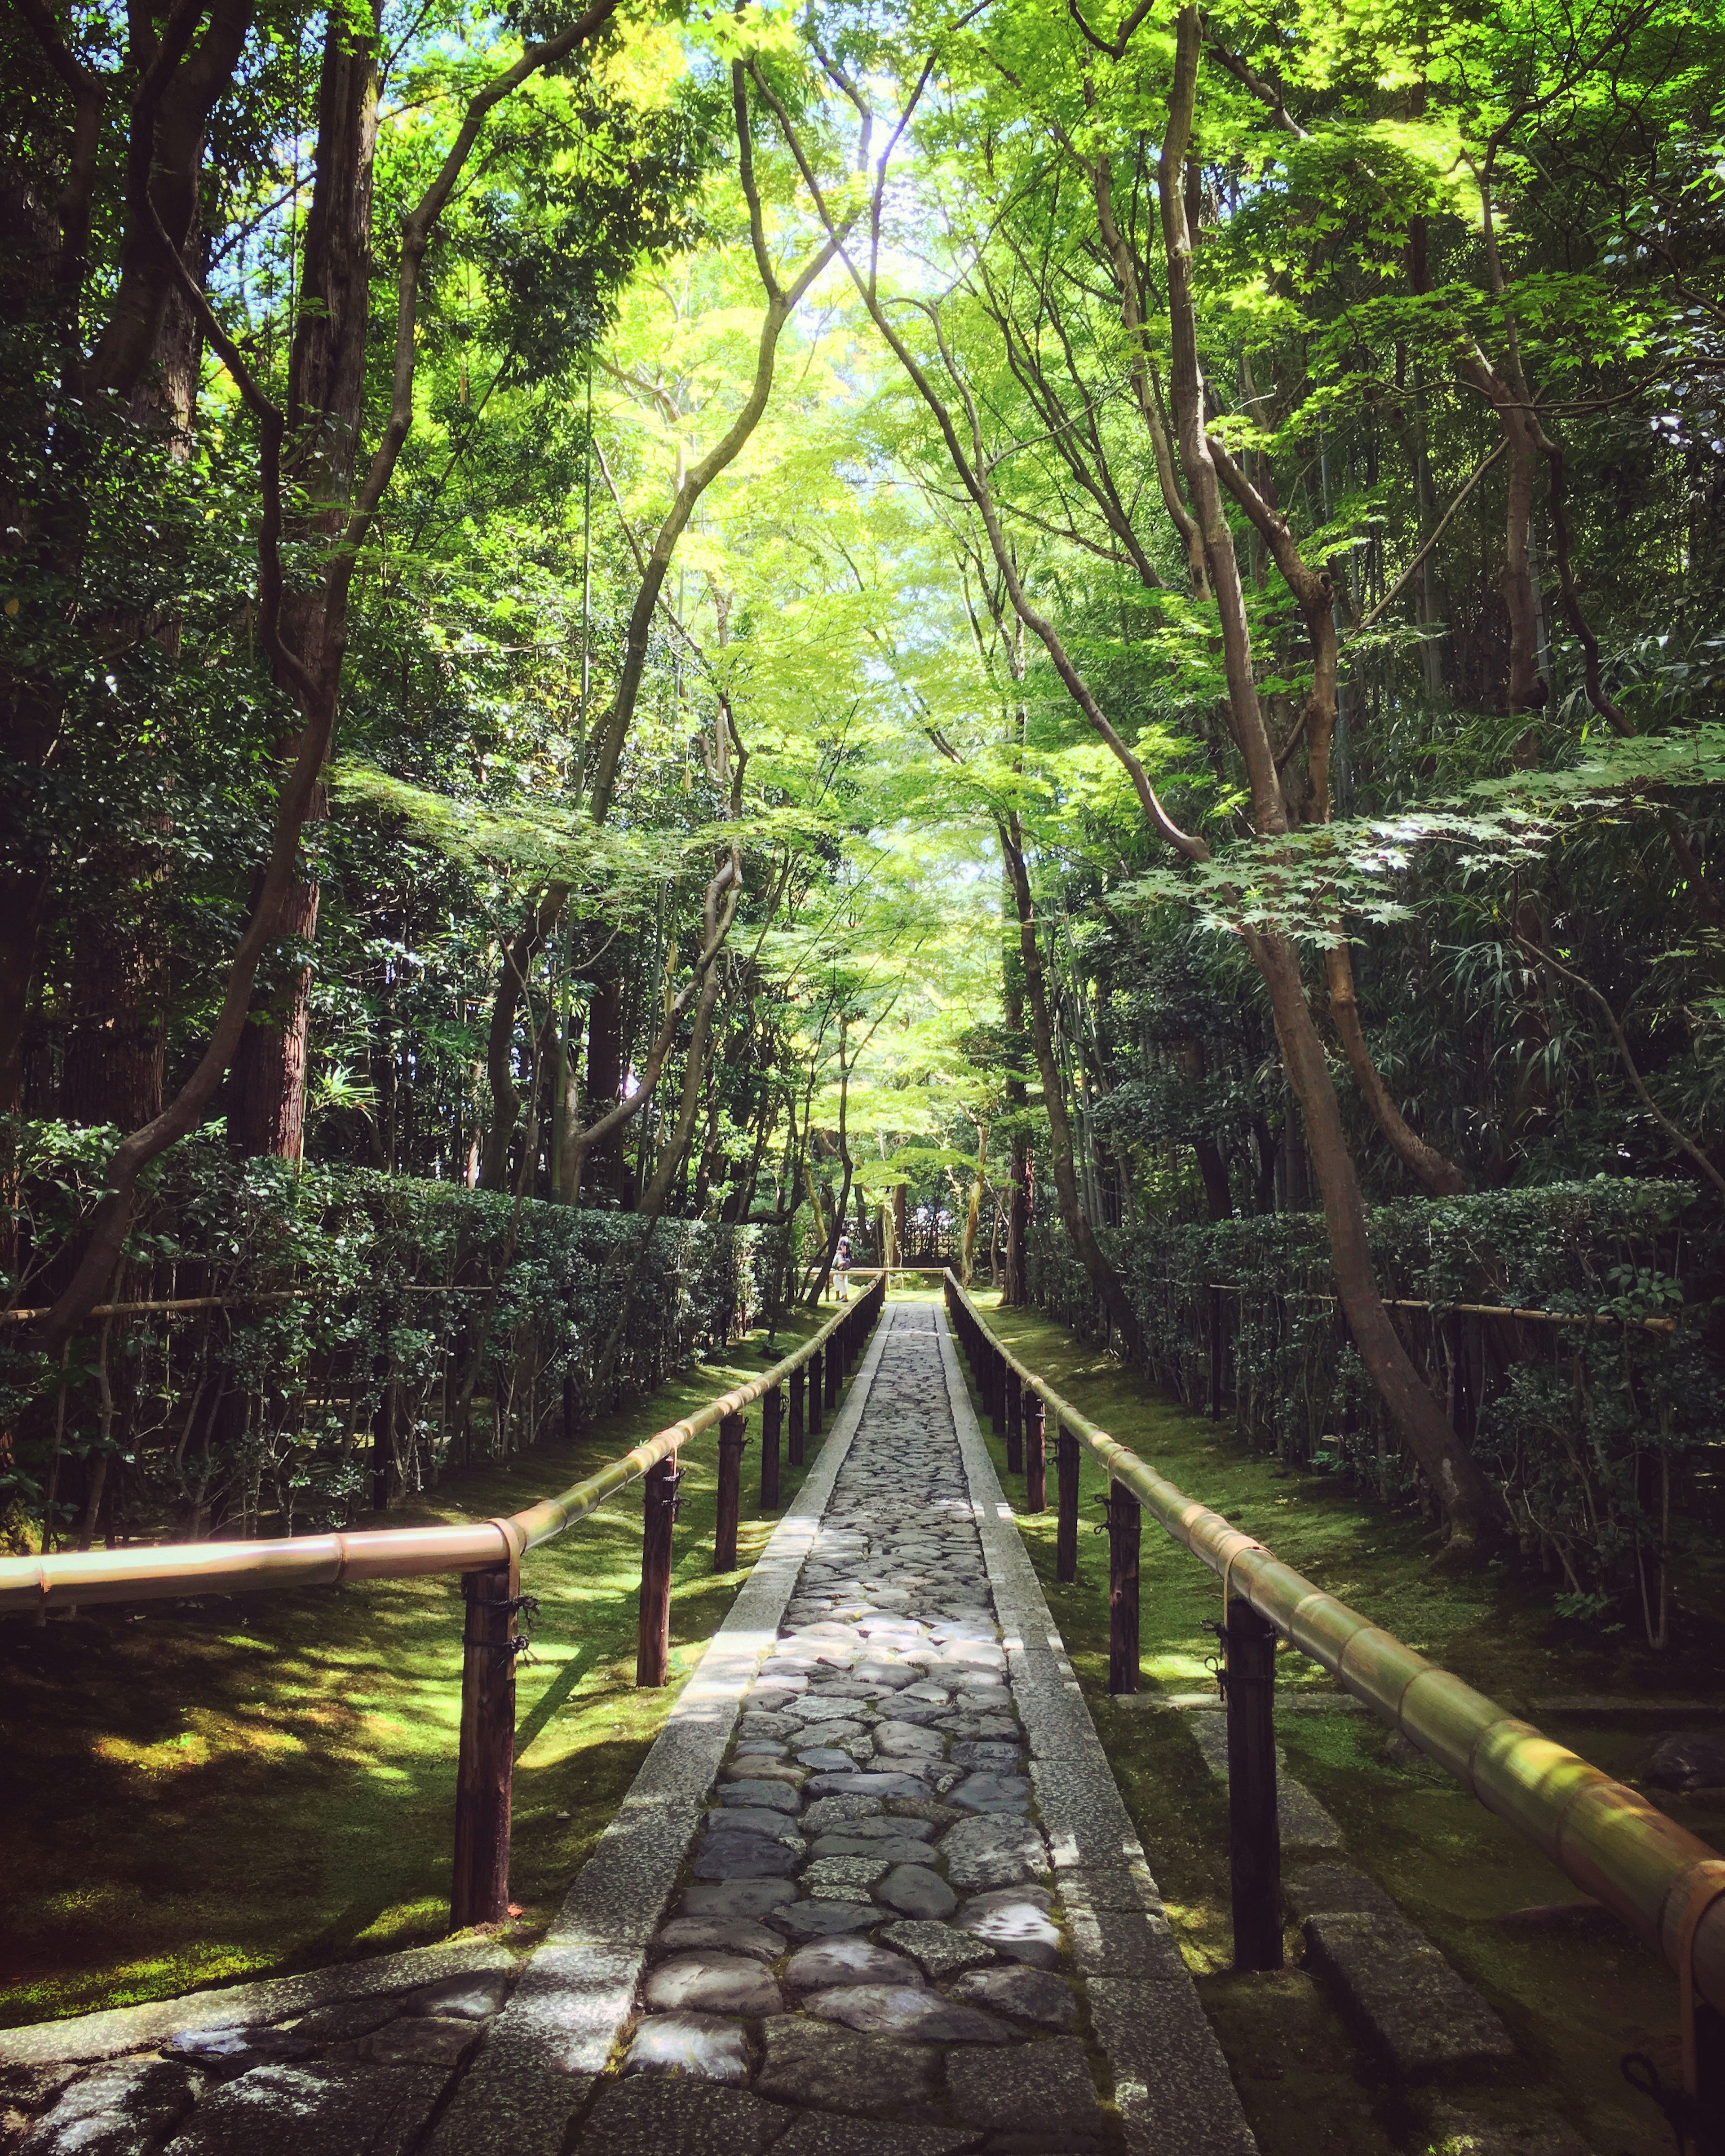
xmin=1029 ymin=1181 xmax=1725 ymax=1638
xmin=2 ymin=1124 xmax=785 ymax=1550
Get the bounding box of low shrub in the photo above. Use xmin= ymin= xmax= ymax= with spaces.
xmin=1029 ymin=1180 xmax=1725 ymax=1639
xmin=1 ymin=1123 xmax=784 ymax=1550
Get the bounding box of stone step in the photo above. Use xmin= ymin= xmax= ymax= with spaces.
xmin=1286 ymin=1865 xmax=1516 ymax=2080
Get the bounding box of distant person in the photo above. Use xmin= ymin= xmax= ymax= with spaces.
xmin=834 ymin=1234 xmax=852 ymax=1301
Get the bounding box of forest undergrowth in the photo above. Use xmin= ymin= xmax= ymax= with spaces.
xmin=0 ymin=1301 xmax=823 ymax=2029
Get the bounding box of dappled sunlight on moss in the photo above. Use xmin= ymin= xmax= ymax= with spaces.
xmin=0 ymin=1308 xmax=825 ymax=2029
xmin=970 ymin=1292 xmax=1718 ymax=2156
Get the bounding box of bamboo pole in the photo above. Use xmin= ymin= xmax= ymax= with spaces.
xmin=0 ymin=1297 xmax=862 ymax=1612
xmin=943 ymin=1273 xmax=1725 ymax=2021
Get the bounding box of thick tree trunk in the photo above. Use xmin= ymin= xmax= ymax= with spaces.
xmin=2 ymin=2 xmax=249 ymax=1122
xmin=1002 ymin=819 xmax=1143 ymax=1358
xmin=232 ymin=3 xmax=379 ymax=1159
xmin=1157 ymin=16 xmax=1494 ymax=1548
xmin=62 ymin=909 xmax=169 ymax=1132
xmin=1252 ymin=929 xmax=1498 ymax=1546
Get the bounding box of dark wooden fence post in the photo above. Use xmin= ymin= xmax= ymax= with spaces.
xmin=761 ymin=1385 xmax=782 ymax=1510
xmin=1106 ymin=1479 xmax=1141 ymax=1694
xmin=1024 ymin=1387 xmax=1047 ymax=1511
xmin=715 ymin=1412 xmax=748 ymax=1572
xmin=808 ymin=1349 xmax=823 ymax=1436
xmin=636 ymin=1454 xmax=680 ymax=1686
xmin=1056 ymin=1422 xmax=1079 ymax=1582
xmin=825 ymin=1336 xmax=841 ymax=1413
xmin=1224 ymin=1594 xmax=1283 ymax=1971
xmin=452 ymin=1560 xmax=515 ymax=1928
xmin=1005 ymin=1372 xmax=1023 ymax=1474
xmin=789 ymin=1366 xmax=805 ymax=1464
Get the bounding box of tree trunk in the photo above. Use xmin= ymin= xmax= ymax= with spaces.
xmin=232 ymin=1 xmax=380 ymax=1159
xmin=1252 ymin=928 xmax=1498 ymax=1547
xmin=637 ymin=972 xmax=725 ymax=1215
xmin=1002 ymin=818 xmax=1143 ymax=1358
xmin=582 ymin=968 xmax=626 ymax=1204
xmin=1157 ymin=19 xmax=1494 ymax=1547
xmin=1324 ymin=945 xmax=1466 ymax=1196
xmin=1000 ymin=858 xmax=1031 ymax=1304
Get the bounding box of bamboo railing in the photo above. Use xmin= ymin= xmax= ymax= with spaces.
xmin=0 ymin=1275 xmax=886 ymax=1927
xmin=944 ymin=1274 xmax=1725 ymax=2040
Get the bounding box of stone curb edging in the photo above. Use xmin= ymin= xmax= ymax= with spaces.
xmin=425 ymin=1314 xmax=896 ymax=2156
xmin=932 ymin=1308 xmax=1259 ymax=2156
xmin=0 ymin=1942 xmax=522 ymax=2071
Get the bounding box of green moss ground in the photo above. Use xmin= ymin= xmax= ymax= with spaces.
xmin=964 ymin=1290 xmax=1725 ymax=2156
xmin=0 ymin=1303 xmax=836 ymax=2029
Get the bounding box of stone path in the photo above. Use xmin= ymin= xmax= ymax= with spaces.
xmin=2 ymin=1306 xmax=1256 ymax=2156
xmin=567 ymin=1307 xmax=1255 ymax=2155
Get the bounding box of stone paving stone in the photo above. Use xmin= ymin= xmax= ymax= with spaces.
xmin=875 ymin=1723 xmax=946 ymax=1758
xmin=571 ymin=2076 xmax=793 ymax=2155
xmin=755 ymin=2018 xmax=941 ymax=2118
xmin=358 ymin=2017 xmax=482 ymax=2067
xmin=288 ymin=2001 xmax=399 ymax=2043
xmin=805 ymin=1987 xmax=1012 ymax=2043
xmin=1281 ymin=1862 xmax=1399 ymax=1924
xmin=813 ymin=1834 xmax=936 ymax=1865
xmin=423 ymin=2064 xmax=592 ymax=2156
xmin=874 ymin=1865 xmax=958 ymax=1919
xmin=1302 ymin=1912 xmax=1517 ymax=2077
xmin=402 ymin=1972 xmax=513 ymax=2021
xmin=801 ymin=1795 xmax=885 ymax=1832
xmin=682 ymin=1878 xmax=796 ymax=1919
xmin=766 ymin=1903 xmax=880 ymax=1940
xmin=880 ymin=1922 xmax=997 ymax=1981
xmin=1420 ymin=2103 xmax=1593 ymax=2155
xmin=0 ymin=1944 xmax=521 ymax=2072
xmin=949 ymin=1774 xmax=1032 ymax=1815
xmin=783 ymin=1938 xmax=925 ymax=1991
xmin=643 ymin=1954 xmax=784 ymax=2017
xmin=21 ymin=2059 xmax=195 ymax=2156
xmin=721 ymin=1780 xmax=805 ymax=1814
xmin=622 ymin=2010 xmax=752 ymax=2084
xmin=805 ymin=1772 xmax=933 ymax=1800
xmin=947 ymin=2035 xmax=1103 ymax=2136
xmin=692 ymin=1839 xmax=802 ymax=1879
xmin=725 ymin=1761 xmax=806 ymax=1788
xmin=1063 ymin=1906 xmax=1185 ymax=1982
xmin=651 ymin=1916 xmax=785 ymax=1963
xmin=1085 ymin=1977 xmax=1256 ymax=2156
xmin=740 ymin=1714 xmax=801 ymax=1745
xmin=831 ymin=1813 xmax=933 ymax=1841
xmin=161 ymin=2030 xmax=313 ymax=2084
xmin=160 ymin=2064 xmax=450 ymax=2156
xmin=948 ymin=1966 xmax=1076 ymax=2029
xmin=806 ymin=1856 xmax=892 ymax=1898
xmin=1053 ymin=1863 xmax=1162 ymax=1915
xmin=769 ymin=2116 xmax=978 ymax=2156
xmin=954 ymin=1889 xmax=1062 ymax=1969
xmin=940 ymin=1816 xmax=1048 ymax=1892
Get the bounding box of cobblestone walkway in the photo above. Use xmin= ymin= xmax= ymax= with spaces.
xmin=570 ymin=1307 xmax=1199 ymax=2155
xmin=2 ymin=1307 xmax=1256 ymax=2156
